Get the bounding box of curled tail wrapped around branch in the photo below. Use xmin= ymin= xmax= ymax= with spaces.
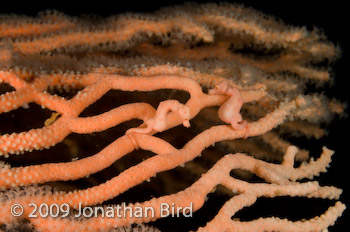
xmin=209 ymin=81 xmax=249 ymax=137
xmin=126 ymin=100 xmax=191 ymax=134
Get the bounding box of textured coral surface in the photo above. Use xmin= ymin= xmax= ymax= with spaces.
xmin=0 ymin=1 xmax=348 ymax=231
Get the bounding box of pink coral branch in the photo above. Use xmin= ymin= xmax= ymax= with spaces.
xmin=0 ymin=3 xmax=345 ymax=232
xmin=0 ymin=146 xmax=343 ymax=232
xmin=0 ymin=77 xmax=265 ymax=187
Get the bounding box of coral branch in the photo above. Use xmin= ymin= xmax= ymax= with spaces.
xmin=0 ymin=3 xmax=344 ymax=232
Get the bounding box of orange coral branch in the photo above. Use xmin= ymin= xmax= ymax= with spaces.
xmin=0 ymin=3 xmax=345 ymax=232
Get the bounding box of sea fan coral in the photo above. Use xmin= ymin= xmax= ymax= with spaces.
xmin=0 ymin=2 xmax=347 ymax=231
